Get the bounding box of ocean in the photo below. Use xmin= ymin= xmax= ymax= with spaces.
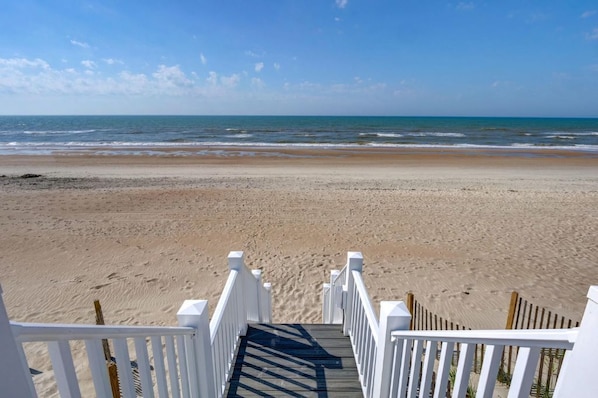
xmin=0 ymin=115 xmax=597 ymax=155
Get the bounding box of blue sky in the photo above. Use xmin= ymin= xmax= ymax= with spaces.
xmin=1 ymin=1 xmax=597 ymax=116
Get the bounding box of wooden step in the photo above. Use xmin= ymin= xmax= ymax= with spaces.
xmin=225 ymin=324 xmax=363 ymax=397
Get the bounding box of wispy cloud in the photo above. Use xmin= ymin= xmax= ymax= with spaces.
xmin=200 ymin=53 xmax=207 ymax=65
xmin=103 ymin=58 xmax=123 ymax=65
xmin=273 ymin=63 xmax=280 ymax=71
xmin=581 ymin=10 xmax=596 ymax=19
xmin=251 ymin=77 xmax=265 ymax=88
xmin=81 ymin=60 xmax=97 ymax=69
xmin=70 ymin=39 xmax=90 ymax=49
xmin=245 ymin=50 xmax=260 ymax=58
xmin=335 ymin=0 xmax=348 ymax=9
xmin=255 ymin=62 xmax=264 ymax=72
xmin=587 ymin=28 xmax=598 ymax=40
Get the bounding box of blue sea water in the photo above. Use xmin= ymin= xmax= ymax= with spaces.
xmin=0 ymin=115 xmax=597 ymax=155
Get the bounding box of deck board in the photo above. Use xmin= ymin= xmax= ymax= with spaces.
xmin=225 ymin=324 xmax=362 ymax=397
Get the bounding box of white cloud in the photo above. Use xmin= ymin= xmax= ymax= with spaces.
xmin=205 ymin=71 xmax=241 ymax=88
xmin=70 ymin=39 xmax=90 ymax=49
xmin=103 ymin=58 xmax=123 ymax=65
xmin=0 ymin=58 xmax=50 ymax=69
xmin=245 ymin=50 xmax=260 ymax=58
xmin=251 ymin=77 xmax=265 ymax=88
xmin=81 ymin=60 xmax=97 ymax=69
xmin=273 ymin=63 xmax=280 ymax=71
xmin=255 ymin=62 xmax=264 ymax=72
xmin=587 ymin=28 xmax=598 ymax=40
xmin=200 ymin=53 xmax=207 ymax=65
xmin=152 ymin=65 xmax=193 ymax=88
xmin=581 ymin=10 xmax=596 ymax=19
xmin=221 ymin=73 xmax=240 ymax=88
xmin=336 ymin=0 xmax=348 ymax=9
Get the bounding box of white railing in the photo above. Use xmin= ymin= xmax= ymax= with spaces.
xmin=322 ymin=252 xmax=598 ymax=398
xmin=1 ymin=251 xmax=272 ymax=398
xmin=12 ymin=321 xmax=196 ymax=398
xmin=388 ymin=328 xmax=576 ymax=398
xmin=209 ymin=251 xmax=272 ymax=396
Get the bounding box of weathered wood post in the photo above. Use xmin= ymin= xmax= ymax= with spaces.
xmin=343 ymin=252 xmax=363 ymax=336
xmin=177 ymin=300 xmax=216 ymax=398
xmin=0 ymin=284 xmax=37 ymax=398
xmin=94 ymin=300 xmax=120 ymax=398
xmin=553 ymin=285 xmax=598 ymax=398
xmin=372 ymin=301 xmax=412 ymax=398
xmin=406 ymin=292 xmax=415 ymax=330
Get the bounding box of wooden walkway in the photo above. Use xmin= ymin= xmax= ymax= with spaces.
xmin=225 ymin=323 xmax=363 ymax=397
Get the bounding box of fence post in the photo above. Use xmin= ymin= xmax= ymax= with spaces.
xmin=177 ymin=299 xmax=217 ymax=398
xmin=505 ymin=291 xmax=519 ymax=330
xmin=0 ymin=285 xmax=37 ymax=398
xmin=406 ymin=292 xmax=414 ymax=330
xmin=372 ymin=301 xmax=412 ymax=398
xmin=553 ymin=285 xmax=598 ymax=398
xmin=343 ymin=252 xmax=363 ymax=336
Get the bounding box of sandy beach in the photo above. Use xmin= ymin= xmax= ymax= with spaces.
xmin=2 ymin=147 xmax=597 ymax=328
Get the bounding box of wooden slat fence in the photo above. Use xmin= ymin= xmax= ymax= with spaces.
xmin=406 ymin=291 xmax=581 ymax=398
xmin=502 ymin=291 xmax=580 ymax=398
xmin=406 ymin=293 xmax=485 ymax=375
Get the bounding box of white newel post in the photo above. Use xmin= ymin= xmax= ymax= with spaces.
xmin=252 ymin=270 xmax=263 ymax=322
xmin=343 ymin=252 xmax=363 ymax=336
xmin=553 ymin=285 xmax=598 ymax=398
xmin=322 ymin=283 xmax=331 ymax=323
xmin=0 ymin=285 xmax=37 ymax=398
xmin=329 ymin=270 xmax=342 ymax=324
xmin=372 ymin=301 xmax=412 ymax=398
xmin=263 ymin=282 xmax=272 ymax=323
xmin=177 ymin=300 xmax=216 ymax=398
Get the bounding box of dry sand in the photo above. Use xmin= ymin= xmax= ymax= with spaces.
xmin=1 ymin=147 xmax=597 ymax=395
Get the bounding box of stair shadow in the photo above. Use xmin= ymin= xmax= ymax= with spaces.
xmin=227 ymin=324 xmax=355 ymax=397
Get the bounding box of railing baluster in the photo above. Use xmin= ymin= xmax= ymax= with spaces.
xmin=420 ymin=339 xmax=438 ymax=398
xmin=452 ymin=342 xmax=475 ymax=398
xmin=397 ymin=338 xmax=412 ymax=397
xmin=47 ymin=340 xmax=81 ymax=398
xmin=85 ymin=339 xmax=113 ymax=397
xmin=509 ymin=346 xmax=541 ymax=398
xmin=434 ymin=341 xmax=455 ymax=398
xmin=407 ymin=338 xmax=424 ymax=398
xmin=165 ymin=335 xmax=181 ymax=398
xmin=175 ymin=335 xmax=190 ymax=398
xmin=134 ymin=336 xmax=155 ymax=398
xmin=113 ymin=337 xmax=136 ymax=398
xmin=476 ymin=344 xmax=503 ymax=398
xmin=151 ymin=335 xmax=169 ymax=398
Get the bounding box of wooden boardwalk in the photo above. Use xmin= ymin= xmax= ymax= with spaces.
xmin=225 ymin=323 xmax=363 ymax=397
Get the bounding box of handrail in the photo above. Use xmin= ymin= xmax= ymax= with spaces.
xmin=352 ymin=270 xmax=379 ymax=343
xmin=209 ymin=269 xmax=241 ymax=343
xmin=11 ymin=321 xmax=194 ymax=342
xmin=391 ymin=327 xmax=577 ymax=349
